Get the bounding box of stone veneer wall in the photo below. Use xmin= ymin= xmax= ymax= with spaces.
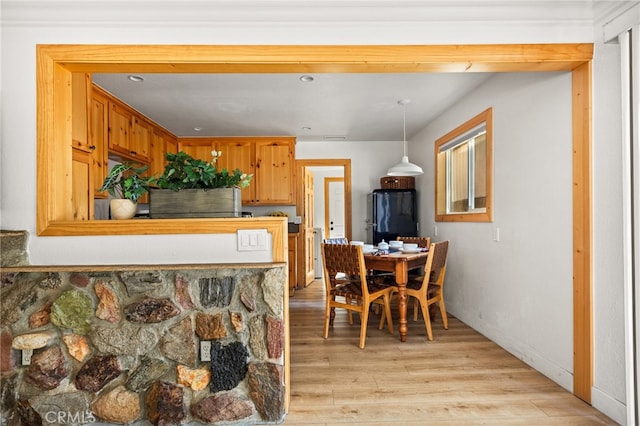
xmin=0 ymin=265 xmax=286 ymax=425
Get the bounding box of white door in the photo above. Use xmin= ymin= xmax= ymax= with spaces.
xmin=326 ymin=178 xmax=345 ymax=238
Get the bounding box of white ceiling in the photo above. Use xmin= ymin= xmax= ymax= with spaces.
xmin=86 ymin=1 xmax=636 ymax=142
xmin=93 ymin=72 xmax=494 ymax=142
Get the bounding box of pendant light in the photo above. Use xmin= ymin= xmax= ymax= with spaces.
xmin=386 ymin=99 xmax=424 ymax=176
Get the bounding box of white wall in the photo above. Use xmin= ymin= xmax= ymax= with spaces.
xmin=414 ymin=71 xmax=575 ymax=385
xmin=0 ymin=1 xmax=628 ymax=423
xmin=590 ymin=24 xmax=628 ymax=421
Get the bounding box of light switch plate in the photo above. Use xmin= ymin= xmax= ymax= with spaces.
xmin=237 ymin=229 xmax=269 ymax=251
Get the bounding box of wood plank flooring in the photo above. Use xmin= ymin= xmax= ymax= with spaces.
xmin=283 ymin=280 xmax=617 ymax=425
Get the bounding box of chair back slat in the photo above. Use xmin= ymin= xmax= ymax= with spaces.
xmin=427 ymin=240 xmax=449 ymax=286
xmin=322 ymin=243 xmax=362 ymax=277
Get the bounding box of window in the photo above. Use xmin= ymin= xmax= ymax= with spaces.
xmin=435 ymin=107 xmax=492 ymax=222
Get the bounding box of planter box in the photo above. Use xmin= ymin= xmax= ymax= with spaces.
xmin=149 ymin=188 xmax=242 ymax=218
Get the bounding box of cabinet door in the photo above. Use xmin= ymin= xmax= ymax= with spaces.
xmin=131 ymin=115 xmax=151 ymax=161
xmin=90 ymin=86 xmax=109 ymax=197
xmin=150 ymin=128 xmax=178 ymax=177
xmin=108 ymin=101 xmax=131 ymax=153
xmin=150 ymin=129 xmax=166 ymax=177
xmin=72 ymin=148 xmax=93 ymax=220
xmin=166 ymin=135 xmax=178 ymax=156
xmin=178 ymin=138 xmax=215 ymax=162
xmin=216 ymin=139 xmax=256 ymax=204
xmin=255 ymin=139 xmax=294 ymax=204
xmin=71 ymin=73 xmax=91 ymax=152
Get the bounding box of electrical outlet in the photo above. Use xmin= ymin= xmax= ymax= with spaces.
xmin=200 ymin=341 xmax=211 ymax=362
xmin=22 ymin=349 xmax=33 ymax=365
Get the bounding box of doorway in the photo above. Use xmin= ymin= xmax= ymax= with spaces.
xmin=295 ymin=159 xmax=352 ymax=287
xmin=324 ymin=177 xmax=345 ymax=239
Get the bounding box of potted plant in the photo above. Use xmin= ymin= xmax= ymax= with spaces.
xmin=99 ymin=162 xmax=152 ymax=219
xmin=149 ymin=150 xmax=253 ymax=218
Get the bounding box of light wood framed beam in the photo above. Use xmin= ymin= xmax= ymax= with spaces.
xmin=572 ymin=61 xmax=593 ymax=403
xmin=35 ymin=43 xmax=593 ymax=403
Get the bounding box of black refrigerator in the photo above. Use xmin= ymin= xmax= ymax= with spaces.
xmin=368 ymin=188 xmax=418 ymax=245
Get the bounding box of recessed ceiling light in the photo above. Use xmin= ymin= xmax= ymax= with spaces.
xmin=127 ymin=75 xmax=144 ymax=82
xmin=301 ymin=127 xmax=311 ymax=131
xmin=299 ymin=75 xmax=314 ymax=82
xmin=193 ymin=127 xmax=203 ymax=132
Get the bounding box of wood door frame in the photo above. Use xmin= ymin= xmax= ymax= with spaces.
xmin=324 ymin=177 xmax=345 ymax=239
xmin=36 ymin=43 xmax=593 ymax=403
xmin=296 ymin=159 xmax=352 ymax=239
xmin=296 ymin=159 xmax=353 ymax=290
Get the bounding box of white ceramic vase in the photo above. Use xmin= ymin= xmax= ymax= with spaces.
xmin=110 ymin=199 xmax=137 ymax=220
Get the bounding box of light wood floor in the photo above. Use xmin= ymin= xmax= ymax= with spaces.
xmin=283 ymin=280 xmax=617 ymax=425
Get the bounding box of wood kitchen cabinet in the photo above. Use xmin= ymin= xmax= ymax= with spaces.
xmin=72 ymin=148 xmax=93 ymax=220
xmin=108 ymin=99 xmax=150 ymax=163
xmin=178 ymin=138 xmax=216 ymax=163
xmin=89 ymin=85 xmax=109 ymax=197
xmin=150 ymin=128 xmax=178 ymax=177
xmin=215 ymin=139 xmax=255 ymax=204
xmin=131 ymin=115 xmax=151 ymax=162
xmin=254 ymin=138 xmax=295 ymax=204
xmin=71 ymin=73 xmax=91 ymax=153
xmin=175 ymin=136 xmax=296 ymax=205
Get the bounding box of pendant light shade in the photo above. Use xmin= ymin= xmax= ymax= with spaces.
xmin=387 ymin=99 xmax=423 ymax=176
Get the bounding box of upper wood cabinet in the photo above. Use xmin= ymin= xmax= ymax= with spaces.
xmin=71 ymin=73 xmax=91 ymax=153
xmin=215 ymin=139 xmax=255 ymax=204
xmin=150 ymin=128 xmax=178 ymax=177
xmin=177 ymin=136 xmax=296 ymax=205
xmin=108 ymin=98 xmax=150 ymax=163
xmin=89 ymin=85 xmax=109 ymax=198
xmin=131 ymin=115 xmax=151 ymax=162
xmin=254 ymin=138 xmax=295 ymax=204
xmin=178 ymin=138 xmax=216 ymax=163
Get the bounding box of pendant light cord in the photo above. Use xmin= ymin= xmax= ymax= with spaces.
xmin=403 ymin=102 xmax=407 ymax=157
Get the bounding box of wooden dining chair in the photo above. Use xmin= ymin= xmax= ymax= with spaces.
xmin=396 ymin=236 xmax=431 ymax=248
xmin=381 ymin=240 xmax=449 ymax=340
xmin=321 ymin=242 xmax=395 ymax=349
xmin=396 ymin=236 xmax=431 ymax=280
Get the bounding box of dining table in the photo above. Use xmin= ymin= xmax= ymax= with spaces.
xmin=364 ymin=249 xmax=429 ymax=342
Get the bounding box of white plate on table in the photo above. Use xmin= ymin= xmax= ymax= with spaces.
xmin=399 ymin=248 xmax=422 ymax=254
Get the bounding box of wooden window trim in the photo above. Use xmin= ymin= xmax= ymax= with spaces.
xmin=435 ymin=107 xmax=493 ymax=222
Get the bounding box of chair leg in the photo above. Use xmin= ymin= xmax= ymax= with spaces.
xmin=359 ymin=306 xmax=370 ymax=349
xmin=439 ymin=298 xmax=449 ymax=330
xmin=413 ymin=298 xmax=419 ymax=321
xmin=346 ymin=296 xmax=354 ymax=324
xmin=419 ymin=301 xmax=434 ymax=341
xmin=378 ymin=306 xmax=386 ymax=329
xmin=383 ymin=295 xmax=394 ymax=335
xmin=323 ymin=302 xmax=332 ymax=339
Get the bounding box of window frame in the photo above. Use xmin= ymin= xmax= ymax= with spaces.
xmin=435 ymin=107 xmax=493 ymax=222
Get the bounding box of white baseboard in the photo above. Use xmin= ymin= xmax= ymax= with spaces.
xmin=592 ymin=386 xmax=626 ymax=425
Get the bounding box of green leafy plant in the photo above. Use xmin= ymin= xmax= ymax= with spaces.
xmin=153 ymin=150 xmax=253 ymax=191
xmin=99 ymin=162 xmax=151 ymax=203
